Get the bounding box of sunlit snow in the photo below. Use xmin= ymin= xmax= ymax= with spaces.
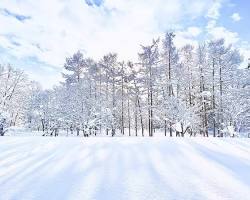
xmin=0 ymin=137 xmax=250 ymax=200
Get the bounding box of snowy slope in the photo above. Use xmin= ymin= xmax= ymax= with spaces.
xmin=0 ymin=137 xmax=250 ymax=200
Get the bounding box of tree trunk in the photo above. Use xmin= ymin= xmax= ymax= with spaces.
xmin=135 ymin=101 xmax=138 ymax=136
xmin=212 ymin=58 xmax=216 ymax=137
xmin=128 ymin=98 xmax=131 ymax=136
xmin=219 ymin=59 xmax=223 ymax=137
xmin=170 ymin=122 xmax=173 ymax=137
xmin=121 ymin=63 xmax=124 ymax=135
xmin=164 ymin=119 xmax=167 ymax=136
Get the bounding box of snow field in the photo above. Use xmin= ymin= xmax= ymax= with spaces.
xmin=0 ymin=137 xmax=250 ymax=200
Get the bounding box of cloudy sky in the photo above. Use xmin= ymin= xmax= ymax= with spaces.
xmin=0 ymin=0 xmax=249 ymax=88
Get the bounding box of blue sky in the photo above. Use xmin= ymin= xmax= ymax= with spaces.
xmin=0 ymin=0 xmax=249 ymax=88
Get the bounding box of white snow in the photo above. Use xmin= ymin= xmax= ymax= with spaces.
xmin=173 ymin=122 xmax=182 ymax=132
xmin=0 ymin=137 xmax=250 ymax=200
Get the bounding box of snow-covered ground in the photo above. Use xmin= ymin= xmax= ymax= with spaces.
xmin=0 ymin=137 xmax=250 ymax=200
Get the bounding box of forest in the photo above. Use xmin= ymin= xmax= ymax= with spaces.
xmin=0 ymin=32 xmax=249 ymax=137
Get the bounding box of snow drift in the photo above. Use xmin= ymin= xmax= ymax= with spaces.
xmin=0 ymin=137 xmax=250 ymax=200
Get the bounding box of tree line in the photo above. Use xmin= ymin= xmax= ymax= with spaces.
xmin=0 ymin=32 xmax=249 ymax=137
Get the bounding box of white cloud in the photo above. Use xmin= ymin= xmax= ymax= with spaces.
xmin=206 ymin=0 xmax=222 ymax=19
xmin=0 ymin=0 xmax=216 ymax=66
xmin=231 ymin=12 xmax=241 ymax=22
xmin=179 ymin=26 xmax=202 ymax=38
xmin=187 ymin=27 xmax=202 ymax=37
xmin=205 ymin=18 xmax=250 ymax=70
xmin=0 ymin=0 xmax=247 ymax=88
xmin=238 ymin=42 xmax=250 ymax=69
xmin=206 ymin=20 xmax=239 ymax=45
xmin=173 ymin=26 xmax=202 ymax=48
